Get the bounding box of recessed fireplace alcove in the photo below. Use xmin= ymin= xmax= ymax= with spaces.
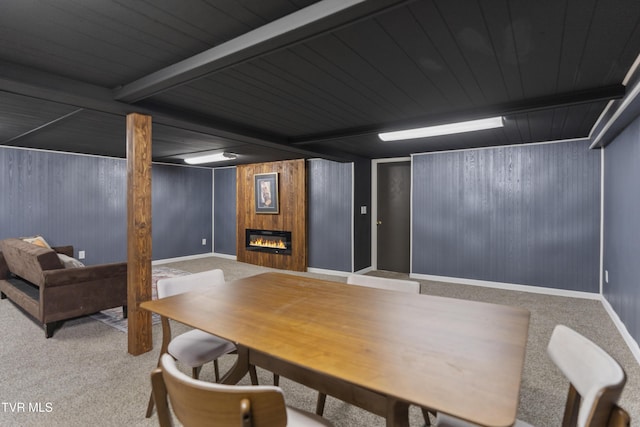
xmin=245 ymin=229 xmax=292 ymax=255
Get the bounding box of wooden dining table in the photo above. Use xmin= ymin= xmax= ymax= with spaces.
xmin=140 ymin=272 xmax=530 ymax=427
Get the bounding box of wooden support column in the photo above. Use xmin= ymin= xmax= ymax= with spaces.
xmin=126 ymin=113 xmax=153 ymax=355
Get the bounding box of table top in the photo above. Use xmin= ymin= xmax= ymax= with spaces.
xmin=141 ymin=272 xmax=530 ymax=427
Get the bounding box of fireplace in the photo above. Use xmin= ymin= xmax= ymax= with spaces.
xmin=245 ymin=229 xmax=292 ymax=255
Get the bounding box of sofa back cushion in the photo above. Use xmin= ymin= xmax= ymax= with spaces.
xmin=0 ymin=238 xmax=64 ymax=286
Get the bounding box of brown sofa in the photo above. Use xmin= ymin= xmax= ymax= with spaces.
xmin=0 ymin=238 xmax=127 ymax=337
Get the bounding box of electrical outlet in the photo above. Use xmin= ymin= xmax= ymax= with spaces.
xmin=78 ymin=250 xmax=86 ymax=260
xmin=202 ymin=238 xmax=207 ymax=245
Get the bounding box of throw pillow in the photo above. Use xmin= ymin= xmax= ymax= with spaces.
xmin=57 ymin=253 xmax=85 ymax=269
xmin=21 ymin=235 xmax=52 ymax=249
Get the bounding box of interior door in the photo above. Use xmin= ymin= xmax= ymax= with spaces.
xmin=376 ymin=161 xmax=411 ymax=273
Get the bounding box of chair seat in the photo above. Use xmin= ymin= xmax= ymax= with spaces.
xmin=436 ymin=413 xmax=534 ymax=427
xmin=168 ymin=329 xmax=236 ymax=368
xmin=285 ymin=406 xmax=334 ymax=426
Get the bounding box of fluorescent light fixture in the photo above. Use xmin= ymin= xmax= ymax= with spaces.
xmin=185 ymin=152 xmax=237 ymax=165
xmin=378 ymin=116 xmax=504 ymax=141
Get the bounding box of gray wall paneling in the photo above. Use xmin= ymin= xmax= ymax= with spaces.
xmin=412 ymin=140 xmax=601 ymax=292
xmin=152 ymin=164 xmax=212 ymax=260
xmin=308 ymin=159 xmax=353 ymax=272
xmin=1 ymin=146 xmax=213 ymax=264
xmin=353 ymin=157 xmax=372 ymax=271
xmin=604 ymin=116 xmax=640 ymax=343
xmin=213 ymin=167 xmax=237 ymax=256
xmin=1 ymin=147 xmax=126 ymax=265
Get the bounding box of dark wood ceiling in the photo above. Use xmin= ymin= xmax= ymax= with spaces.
xmin=1 ymin=0 xmax=639 ymax=166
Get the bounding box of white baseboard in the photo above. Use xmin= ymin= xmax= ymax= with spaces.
xmin=410 ymin=273 xmax=602 ymax=300
xmin=153 ymin=252 xmax=237 ymax=265
xmin=354 ymin=266 xmax=374 ymax=275
xmin=152 ymin=252 xmax=215 ymax=265
xmin=211 ymin=252 xmax=237 ymax=260
xmin=600 ymin=296 xmax=640 ymax=365
xmin=306 ymin=267 xmax=351 ymax=277
xmin=306 ymin=265 xmax=374 ymax=277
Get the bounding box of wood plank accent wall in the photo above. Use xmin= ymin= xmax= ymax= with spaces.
xmin=236 ymin=159 xmax=307 ymax=271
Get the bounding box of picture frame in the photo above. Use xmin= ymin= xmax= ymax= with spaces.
xmin=254 ymin=172 xmax=279 ymax=214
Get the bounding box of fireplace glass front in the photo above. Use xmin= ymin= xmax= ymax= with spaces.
xmin=245 ymin=229 xmax=292 ymax=255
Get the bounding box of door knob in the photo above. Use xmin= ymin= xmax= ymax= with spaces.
xmin=376 ymin=220 xmax=383 ymax=226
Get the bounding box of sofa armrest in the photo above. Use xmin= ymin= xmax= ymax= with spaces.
xmin=0 ymin=238 xmax=63 ymax=285
xmin=52 ymin=246 xmax=74 ymax=257
xmin=43 ymin=262 xmax=127 ymax=288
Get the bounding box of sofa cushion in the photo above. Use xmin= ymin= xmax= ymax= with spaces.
xmin=21 ymin=235 xmax=52 ymax=249
xmin=57 ymin=254 xmax=85 ymax=269
xmin=0 ymin=238 xmax=64 ymax=286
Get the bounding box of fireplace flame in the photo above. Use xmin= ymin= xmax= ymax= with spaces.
xmin=249 ymin=237 xmax=287 ymax=249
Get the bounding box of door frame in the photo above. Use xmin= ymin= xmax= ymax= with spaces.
xmin=371 ymin=157 xmax=412 ymax=271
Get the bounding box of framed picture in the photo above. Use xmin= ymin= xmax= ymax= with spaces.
xmin=254 ymin=172 xmax=279 ymax=214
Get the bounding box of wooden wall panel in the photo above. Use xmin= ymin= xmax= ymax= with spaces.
xmin=604 ymin=116 xmax=640 ymax=344
xmin=307 ymin=159 xmax=352 ymax=272
xmin=0 ymin=146 xmax=214 ymax=264
xmin=412 ymin=140 xmax=601 ymax=292
xmin=214 ymin=167 xmax=237 ymax=256
xmin=152 ymin=164 xmax=212 ymax=259
xmin=236 ymin=159 xmax=306 ymax=271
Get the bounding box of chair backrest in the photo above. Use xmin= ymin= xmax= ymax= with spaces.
xmin=547 ymin=325 xmax=627 ymax=427
xmin=346 ymin=274 xmax=420 ymax=294
xmin=153 ymin=353 xmax=288 ymax=427
xmin=157 ymin=269 xmax=225 ymax=299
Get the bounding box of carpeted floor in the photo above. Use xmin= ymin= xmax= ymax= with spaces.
xmin=0 ymin=255 xmax=638 ymax=427
xmin=89 ymin=267 xmax=190 ymax=332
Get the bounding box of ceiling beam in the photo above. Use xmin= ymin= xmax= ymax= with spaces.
xmin=113 ymin=0 xmax=414 ymax=103
xmin=291 ymin=84 xmax=626 ymax=145
xmin=590 ymin=61 xmax=640 ymax=148
xmin=0 ymin=62 xmax=345 ymax=161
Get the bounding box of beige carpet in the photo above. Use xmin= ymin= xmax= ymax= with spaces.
xmin=0 ymin=255 xmax=638 ymax=427
xmin=89 ymin=267 xmax=190 ymax=332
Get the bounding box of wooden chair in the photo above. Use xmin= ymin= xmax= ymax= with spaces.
xmin=152 ymin=353 xmax=334 ymax=427
xmin=435 ymin=324 xmax=629 ymax=427
xmin=315 ymin=274 xmax=432 ymax=423
xmin=146 ymin=269 xmax=237 ymax=417
xmin=606 ymin=405 xmax=630 ymax=427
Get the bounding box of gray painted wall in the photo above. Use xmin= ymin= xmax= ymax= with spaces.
xmin=412 ymin=140 xmax=601 ymax=292
xmin=353 ymin=158 xmax=371 ymax=272
xmin=603 ymin=115 xmax=640 ymax=343
xmin=0 ymin=146 xmax=213 ymax=264
xmin=213 ymin=167 xmax=237 ymax=256
xmin=152 ymin=163 xmax=212 ymax=260
xmin=308 ymin=159 xmax=353 ymax=272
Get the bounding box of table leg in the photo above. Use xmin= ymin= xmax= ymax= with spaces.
xmin=386 ymin=399 xmax=410 ymax=427
xmin=220 ymin=345 xmax=250 ymax=385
